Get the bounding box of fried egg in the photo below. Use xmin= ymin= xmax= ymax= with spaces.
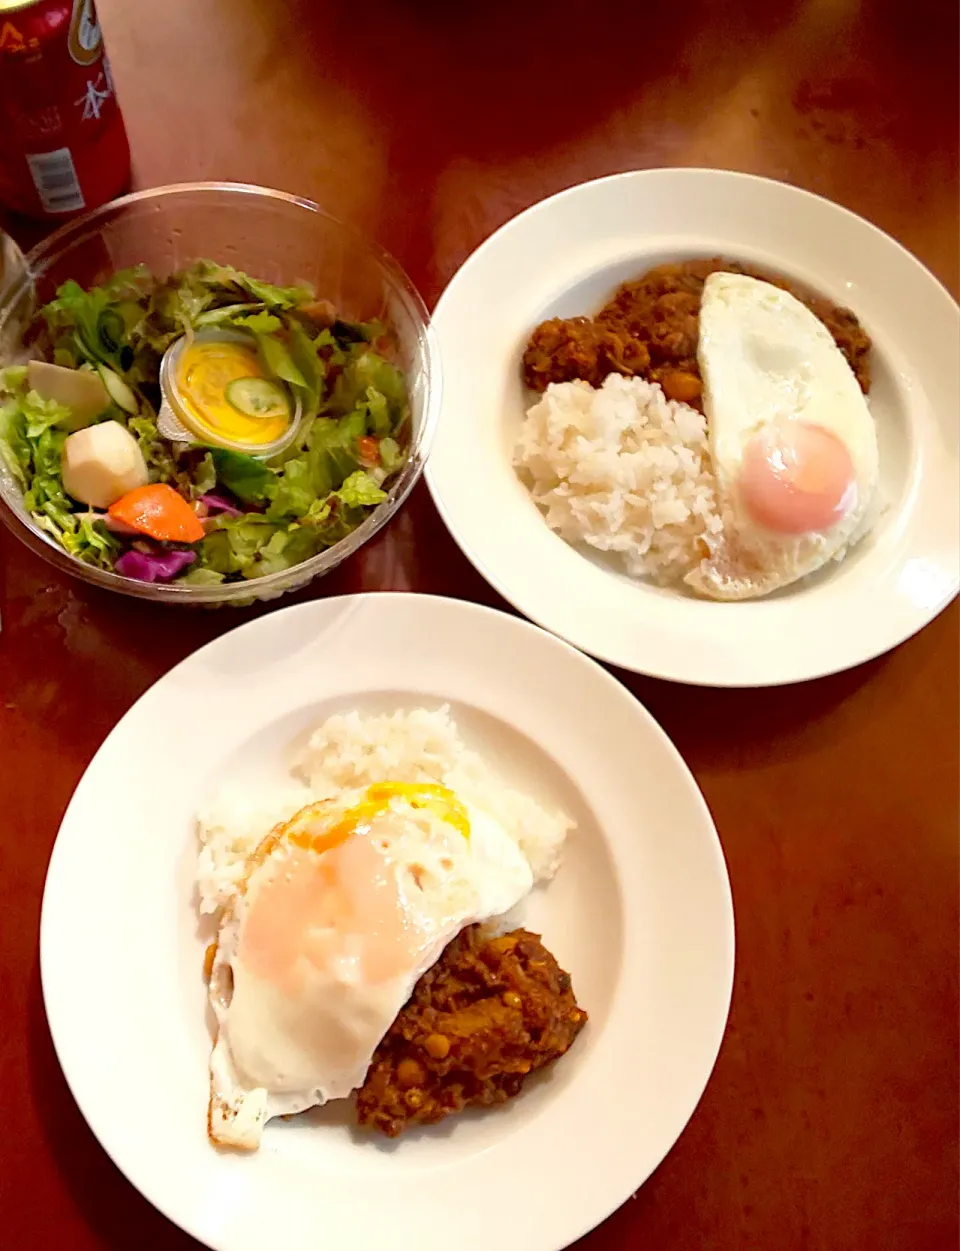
xmin=207 ymin=782 xmax=534 ymax=1149
xmin=686 ymin=272 xmax=879 ymax=600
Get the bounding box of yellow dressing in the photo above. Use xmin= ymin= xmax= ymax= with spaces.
xmin=176 ymin=339 xmax=291 ymax=447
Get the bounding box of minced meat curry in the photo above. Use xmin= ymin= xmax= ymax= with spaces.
xmin=355 ymin=925 xmax=586 ymax=1137
xmin=522 ymin=257 xmax=872 ymax=409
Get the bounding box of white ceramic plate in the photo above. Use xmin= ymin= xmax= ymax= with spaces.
xmin=426 ymin=169 xmax=960 ymax=686
xmin=40 ymin=593 xmax=734 ymax=1251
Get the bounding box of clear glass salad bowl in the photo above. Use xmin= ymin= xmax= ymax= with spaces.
xmin=0 ymin=182 xmax=440 ymax=604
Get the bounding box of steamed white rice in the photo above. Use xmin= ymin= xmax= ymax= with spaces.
xmin=515 ymin=373 xmax=722 ymax=583
xmin=196 ymin=706 xmax=572 ymax=914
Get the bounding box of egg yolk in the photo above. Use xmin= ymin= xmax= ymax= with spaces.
xmin=242 ymin=832 xmax=420 ymax=994
xmin=739 ymin=419 xmax=857 ymax=535
xmin=177 ymin=340 xmax=290 ymax=447
xmin=287 ymin=783 xmax=471 ymax=853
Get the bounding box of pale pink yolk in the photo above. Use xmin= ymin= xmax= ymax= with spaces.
xmin=739 ymin=419 xmax=857 ymax=535
xmin=238 ymin=833 xmax=424 ymax=999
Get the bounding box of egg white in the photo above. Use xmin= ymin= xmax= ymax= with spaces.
xmin=207 ymin=790 xmax=534 ymax=1149
xmin=686 ymin=271 xmax=879 ymax=600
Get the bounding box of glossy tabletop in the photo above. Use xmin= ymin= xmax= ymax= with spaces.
xmin=1 ymin=1 xmax=957 ymax=1248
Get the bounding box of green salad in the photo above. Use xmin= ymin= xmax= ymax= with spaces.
xmin=0 ymin=260 xmax=410 ymax=586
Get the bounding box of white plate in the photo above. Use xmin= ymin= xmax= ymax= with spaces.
xmin=40 ymin=594 xmax=734 ymax=1251
xmin=426 ymin=169 xmax=960 ymax=686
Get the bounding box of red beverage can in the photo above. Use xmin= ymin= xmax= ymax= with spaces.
xmin=0 ymin=0 xmax=130 ymax=220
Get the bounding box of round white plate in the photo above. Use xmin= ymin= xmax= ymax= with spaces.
xmin=40 ymin=593 xmax=734 ymax=1251
xmin=426 ymin=169 xmax=960 ymax=686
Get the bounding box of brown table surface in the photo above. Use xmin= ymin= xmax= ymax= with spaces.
xmin=1 ymin=1 xmax=958 ymax=1248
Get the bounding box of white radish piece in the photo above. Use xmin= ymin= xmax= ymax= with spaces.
xmin=27 ymin=360 xmax=109 ymax=429
xmin=61 ymin=420 xmax=149 ymax=509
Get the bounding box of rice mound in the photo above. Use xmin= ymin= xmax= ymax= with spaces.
xmin=196 ymin=706 xmax=572 ymax=914
xmin=514 ymin=373 xmax=722 ymax=583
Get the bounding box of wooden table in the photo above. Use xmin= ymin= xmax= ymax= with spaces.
xmin=1 ymin=1 xmax=957 ymax=1247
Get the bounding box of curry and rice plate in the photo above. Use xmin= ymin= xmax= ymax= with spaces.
xmin=515 ymin=258 xmax=880 ymax=601
xmin=197 ymin=706 xmax=585 ymax=1147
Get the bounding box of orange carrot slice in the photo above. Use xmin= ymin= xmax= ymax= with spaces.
xmin=108 ymin=483 xmax=205 ymax=544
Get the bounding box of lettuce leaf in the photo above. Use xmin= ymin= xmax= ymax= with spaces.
xmin=189 ymin=451 xmax=217 ymax=498
xmin=329 ymin=349 xmax=406 ymax=422
xmin=266 ymin=457 xmax=317 ymax=520
xmin=193 ymin=302 xmax=261 ymax=328
xmin=248 ymin=524 xmax=321 ymax=577
xmin=198 ymin=514 xmax=289 ymax=578
xmin=0 ymin=365 xmax=27 ymax=391
xmin=0 ymin=397 xmax=31 ymax=486
xmin=364 ymin=386 xmax=391 ymax=437
xmin=234 ymin=311 xmax=282 ymax=336
xmin=187 ymin=262 xmax=313 ymax=310
xmin=338 ymin=469 xmax=386 ymax=508
xmin=179 ymin=566 xmax=226 ymax=586
xmin=0 ymin=383 xmax=118 ymax=569
xmin=209 ymin=447 xmax=276 ymax=505
xmin=331 ymin=317 xmax=385 ymax=345
xmin=129 ymin=411 xmax=177 ymax=482
xmin=378 ymin=436 xmax=404 ymax=473
xmin=230 ymin=273 xmax=313 ymax=309
xmin=266 ymin=409 xmax=365 ymax=520
xmin=43 ymin=279 xmax=136 ymax=372
xmin=23 ymin=390 xmax=73 ymax=438
xmin=255 ymin=332 xmax=306 ymax=390
xmin=286 ymin=320 xmax=325 ymax=416
xmin=196 ymin=466 xmax=385 ymax=579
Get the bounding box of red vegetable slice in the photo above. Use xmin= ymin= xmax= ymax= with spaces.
xmin=115 ymin=548 xmax=196 ymax=582
xmin=108 ymin=483 xmax=205 ymax=544
xmin=356 ymin=435 xmax=380 ymax=467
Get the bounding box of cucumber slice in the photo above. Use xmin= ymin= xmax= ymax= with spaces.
xmin=97 ymin=364 xmax=138 ymax=414
xmin=225 ymin=377 xmax=290 ymax=421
